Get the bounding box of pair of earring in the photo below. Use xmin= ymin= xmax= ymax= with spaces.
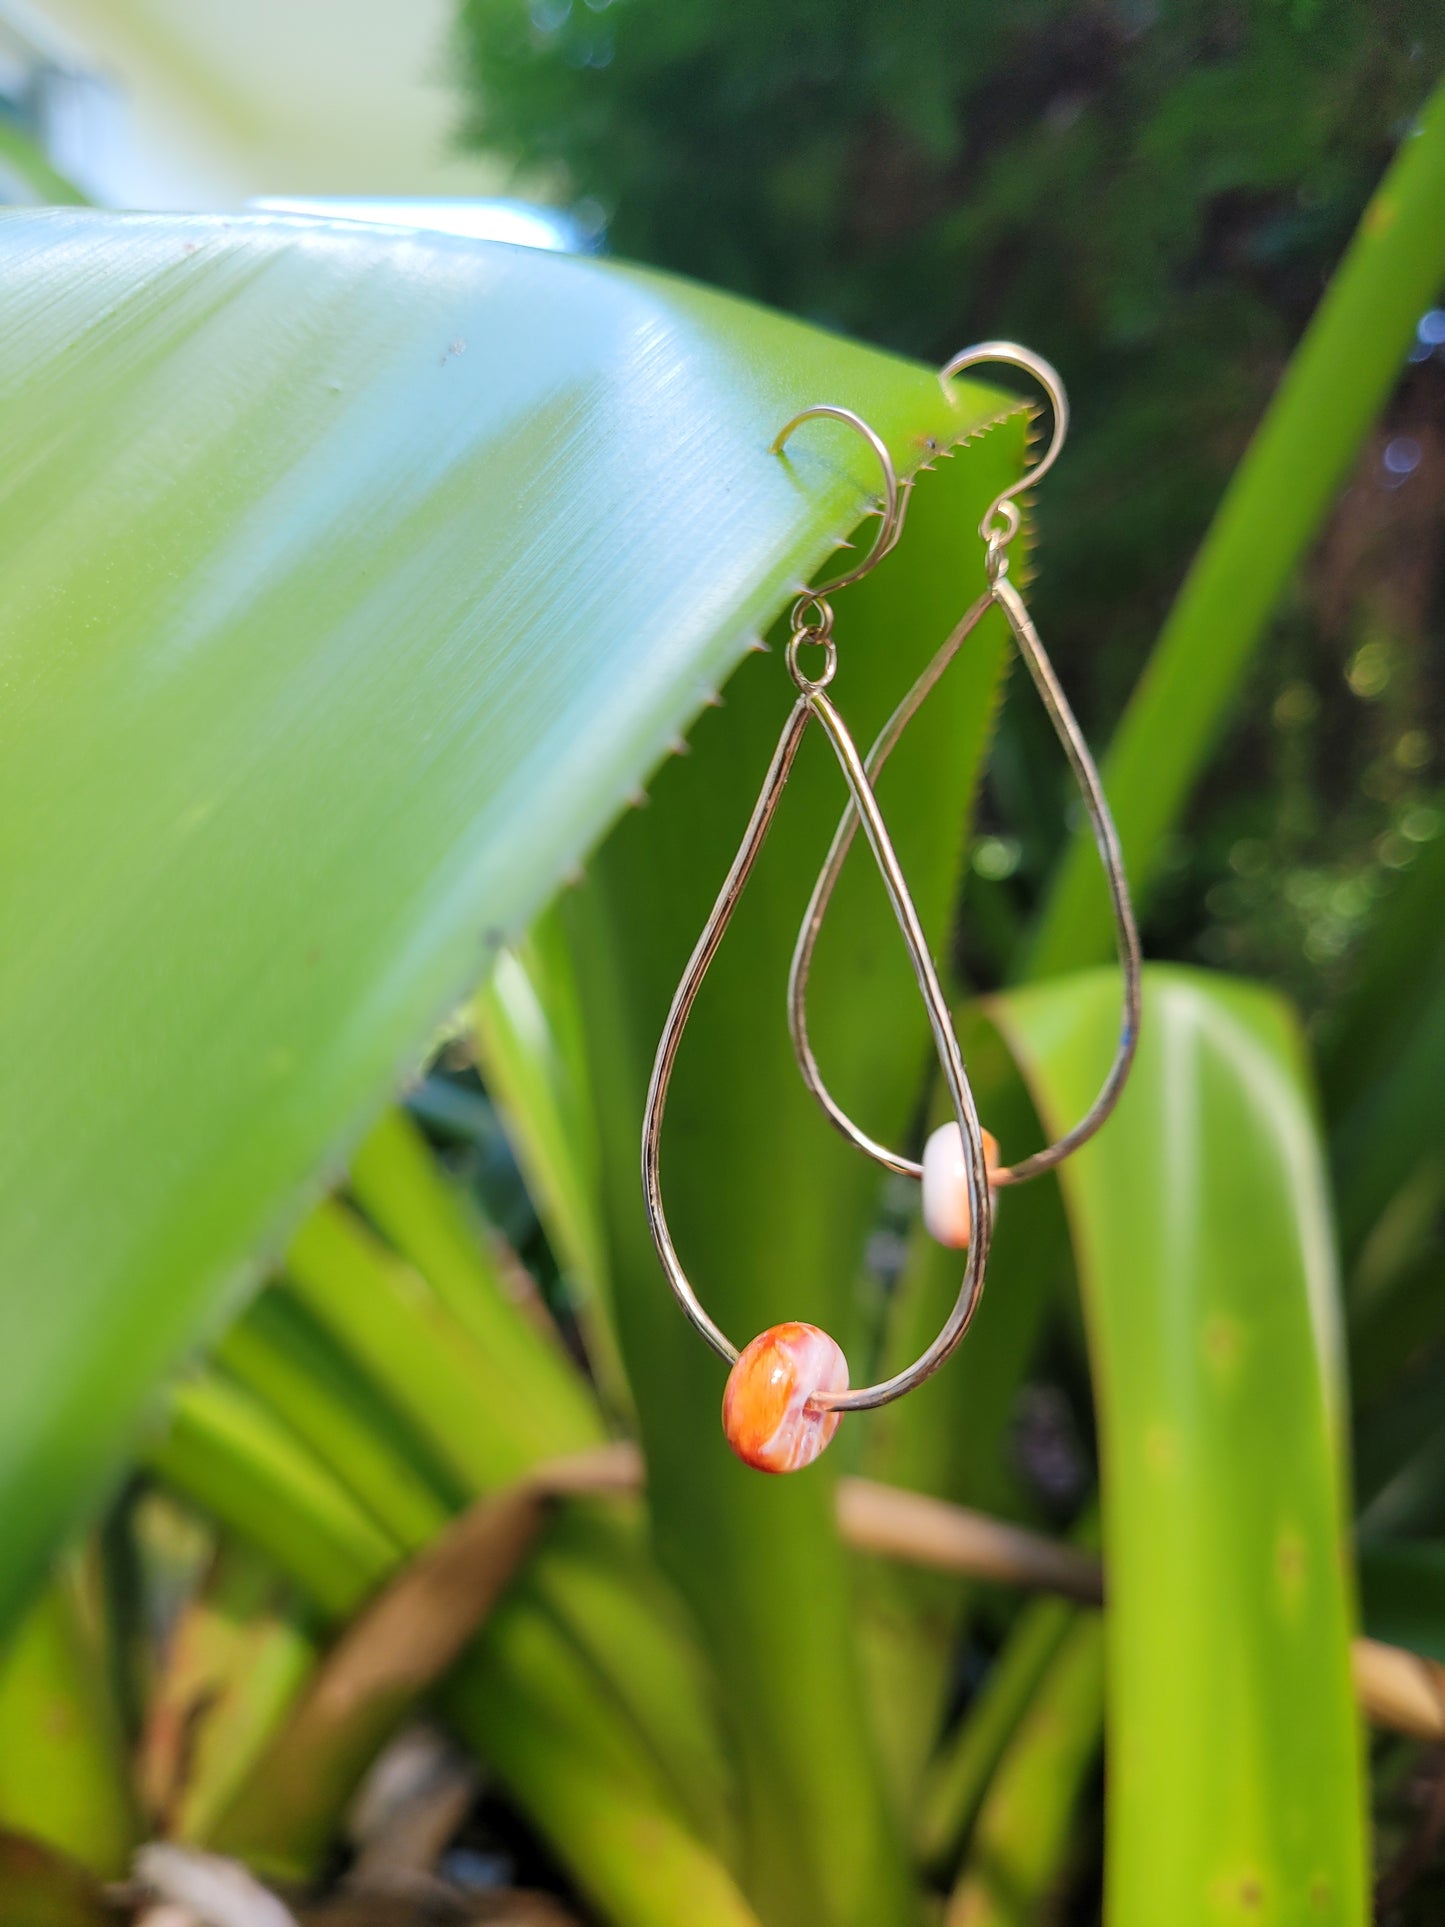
xmin=642 ymin=344 xmax=1141 ymax=1474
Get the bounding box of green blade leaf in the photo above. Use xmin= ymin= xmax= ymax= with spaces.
xmin=994 ymin=967 xmax=1367 ymax=1925
xmin=146 ymin=1375 xmax=394 ymax=1619
xmin=859 ymin=1014 xmax=1075 ymax=1796
xmin=917 ymin=1593 xmax=1079 ymax=1874
xmin=0 ymin=207 xmax=999 ymax=1632
xmin=944 ymin=1613 xmax=1105 ymax=1927
xmin=137 ymin=1541 xmax=318 ymax=1846
xmin=0 ymin=124 xmax=85 ymax=206
xmin=473 ymin=915 xmax=632 ymax=1410
xmin=0 ymin=1563 xmax=137 ymax=1879
xmin=451 ymin=1605 xmax=764 ymax=1927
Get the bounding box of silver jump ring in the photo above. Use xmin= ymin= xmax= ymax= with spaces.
xmin=787 ymin=629 xmax=838 ymax=693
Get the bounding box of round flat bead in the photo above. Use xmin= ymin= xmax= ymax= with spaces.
xmin=721 ymin=1322 xmax=848 ymax=1473
xmin=921 ymin=1123 xmax=1000 ymax=1248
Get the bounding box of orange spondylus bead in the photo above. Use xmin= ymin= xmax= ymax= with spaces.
xmin=921 ymin=1123 xmax=1001 ymax=1248
xmin=721 ymin=1322 xmax=849 ymax=1473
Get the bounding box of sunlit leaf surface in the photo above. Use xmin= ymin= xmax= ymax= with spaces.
xmin=0 ymin=208 xmax=1009 ymax=1632
xmin=996 ymin=967 xmax=1366 ymax=1926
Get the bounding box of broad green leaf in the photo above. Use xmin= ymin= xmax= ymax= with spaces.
xmin=1028 ymin=78 xmax=1445 ymax=978
xmin=568 ymin=416 xmax=1026 ymax=1927
xmin=995 ymin=967 xmax=1367 ymax=1925
xmin=0 ymin=1564 xmax=137 ymax=1877
xmin=0 ymin=206 xmax=1004 ymax=1632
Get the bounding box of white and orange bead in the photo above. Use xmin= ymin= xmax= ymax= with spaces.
xmin=721 ymin=1321 xmax=848 ymax=1473
xmin=921 ymin=1123 xmax=1002 ymax=1248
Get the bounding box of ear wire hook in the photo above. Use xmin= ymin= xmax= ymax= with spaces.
xmin=770 ymin=404 xmax=905 ymax=606
xmin=941 ymin=342 xmax=1068 ymax=551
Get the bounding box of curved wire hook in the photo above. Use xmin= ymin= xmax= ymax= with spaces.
xmin=771 ymin=404 xmax=904 ymax=602
xmin=941 ymin=342 xmax=1068 ymax=547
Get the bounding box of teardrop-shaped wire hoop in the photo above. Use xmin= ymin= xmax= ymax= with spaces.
xmin=642 ymin=409 xmax=995 ymax=1413
xmin=787 ymin=346 xmax=1142 ymax=1189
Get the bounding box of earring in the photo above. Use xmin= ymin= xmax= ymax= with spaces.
xmin=642 ymin=407 xmax=995 ymax=1474
xmin=789 ymin=344 xmax=1142 ymax=1243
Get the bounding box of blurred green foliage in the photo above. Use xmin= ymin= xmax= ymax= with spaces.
xmin=455 ymin=0 xmax=1445 ymax=1013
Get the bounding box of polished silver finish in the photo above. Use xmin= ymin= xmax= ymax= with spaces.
xmin=642 ymin=406 xmax=994 ymax=1409
xmin=788 ymin=345 xmax=1141 ymax=1188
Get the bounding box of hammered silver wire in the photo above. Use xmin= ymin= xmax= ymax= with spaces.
xmin=787 ymin=345 xmax=1142 ymax=1188
xmin=641 ymin=408 xmax=995 ymax=1411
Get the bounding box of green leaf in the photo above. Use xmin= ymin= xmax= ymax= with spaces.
xmin=146 ymin=1376 xmax=393 ymax=1619
xmin=917 ymin=1504 xmax=1100 ymax=1875
xmin=944 ymin=1613 xmax=1105 ymax=1927
xmin=0 ymin=206 xmax=1007 ymax=1634
xmin=473 ymin=913 xmax=632 ymax=1410
xmin=917 ymin=1593 xmax=1079 ymax=1875
xmin=0 ymin=125 xmax=85 ymax=207
xmin=147 ymin=1375 xmax=752 ymax=1925
xmin=0 ymin=1563 xmax=137 ymax=1878
xmin=994 ymin=966 xmax=1367 ymax=1925
xmin=215 ymin=1286 xmax=460 ymax=1547
xmin=451 ymin=1605 xmax=764 ymax=1927
xmin=859 ymin=1014 xmax=1075 ymax=1797
xmin=1028 ymin=78 xmax=1445 ymax=978
xmin=207 ymin=1131 xmax=740 ymax=1885
xmin=283 ymin=1196 xmax=602 ymax=1488
xmin=567 ymin=416 xmax=1026 ymax=1927
xmin=137 ymin=1540 xmax=318 ymax=1845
